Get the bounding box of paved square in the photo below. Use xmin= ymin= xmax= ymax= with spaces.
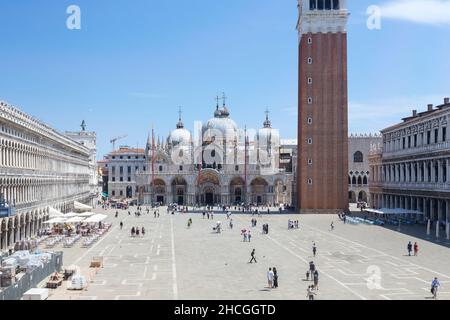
xmin=45 ymin=207 xmax=450 ymax=300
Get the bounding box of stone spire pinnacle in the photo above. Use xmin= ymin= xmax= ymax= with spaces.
xmin=263 ymin=108 xmax=271 ymax=128
xmin=176 ymin=106 xmax=184 ymax=129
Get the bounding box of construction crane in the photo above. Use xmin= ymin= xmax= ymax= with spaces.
xmin=110 ymin=134 xmax=128 ymax=151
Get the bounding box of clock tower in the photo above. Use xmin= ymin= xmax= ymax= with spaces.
xmin=297 ymin=0 xmax=349 ymax=212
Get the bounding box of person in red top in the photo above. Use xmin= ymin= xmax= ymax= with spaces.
xmin=414 ymin=242 xmax=419 ymax=256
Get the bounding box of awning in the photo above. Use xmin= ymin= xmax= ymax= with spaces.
xmin=64 ymin=212 xmax=78 ymax=218
xmin=49 ymin=207 xmax=64 ymax=218
xmin=78 ymin=212 xmax=96 ymax=217
xmin=84 ymin=214 xmax=108 ymax=223
xmin=43 ymin=217 xmax=67 ymax=224
xmin=364 ymin=208 xmax=424 ymax=215
xmin=74 ymin=201 xmax=93 ymax=211
xmin=65 ymin=216 xmax=86 ymax=223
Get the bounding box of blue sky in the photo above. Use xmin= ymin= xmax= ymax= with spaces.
xmin=0 ymin=0 xmax=449 ymax=159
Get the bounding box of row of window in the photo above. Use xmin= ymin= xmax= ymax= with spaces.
xmin=384 ymin=127 xmax=447 ymax=152
xmin=110 ymin=155 xmax=146 ymax=160
xmin=309 ymin=0 xmax=340 ymax=10
xmin=372 ymin=160 xmax=448 ymax=184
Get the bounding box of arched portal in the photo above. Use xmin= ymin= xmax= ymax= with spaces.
xmin=230 ymin=176 xmax=245 ymax=204
xmin=198 ymin=170 xmax=220 ymax=205
xmin=349 ymin=191 xmax=356 ymax=203
xmin=171 ymin=177 xmax=188 ymax=205
xmin=152 ymin=179 xmax=166 ymax=205
xmin=250 ymin=177 xmax=268 ymax=205
xmin=358 ymin=191 xmax=368 ymax=203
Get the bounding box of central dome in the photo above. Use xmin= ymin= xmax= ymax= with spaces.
xmin=202 ymin=105 xmax=238 ymax=142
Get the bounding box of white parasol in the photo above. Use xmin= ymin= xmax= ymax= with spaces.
xmin=43 ymin=217 xmax=67 ymax=224
xmin=78 ymin=212 xmax=96 ymax=217
xmin=49 ymin=207 xmax=64 ymax=218
xmin=65 ymin=216 xmax=86 ymax=223
xmin=84 ymin=214 xmax=108 ymax=223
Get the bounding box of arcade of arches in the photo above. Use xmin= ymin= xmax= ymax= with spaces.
xmin=140 ymin=171 xmax=290 ymax=207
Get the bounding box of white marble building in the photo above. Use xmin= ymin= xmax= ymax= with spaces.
xmin=0 ymin=101 xmax=91 ymax=253
xmin=65 ymin=124 xmax=98 ymax=200
xmin=369 ymin=98 xmax=450 ymax=223
xmin=134 ymin=102 xmax=293 ymax=206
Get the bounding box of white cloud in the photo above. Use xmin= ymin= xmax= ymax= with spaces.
xmin=379 ymin=0 xmax=450 ymax=25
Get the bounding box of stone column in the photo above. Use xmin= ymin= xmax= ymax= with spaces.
xmin=438 ymin=199 xmax=443 ymax=221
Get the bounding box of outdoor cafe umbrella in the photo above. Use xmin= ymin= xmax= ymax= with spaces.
xmin=78 ymin=212 xmax=96 ymax=217
xmin=49 ymin=207 xmax=64 ymax=218
xmin=64 ymin=212 xmax=78 ymax=218
xmin=84 ymin=214 xmax=107 ymax=223
xmin=43 ymin=217 xmax=67 ymax=224
xmin=65 ymin=216 xmax=86 ymax=223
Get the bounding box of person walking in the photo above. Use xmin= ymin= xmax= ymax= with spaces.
xmin=306 ymin=270 xmax=310 ymax=281
xmin=330 ymin=221 xmax=334 ymax=231
xmin=243 ymin=231 xmax=248 ymax=242
xmin=136 ymin=228 xmax=140 ymax=237
xmin=407 ymin=241 xmax=413 ymax=256
xmin=312 ymin=242 xmax=317 ymax=257
xmin=273 ymin=267 xmax=278 ymax=288
xmin=248 ymin=230 xmax=252 ymax=242
xmin=431 ymin=277 xmax=440 ymax=299
xmin=142 ymin=227 xmax=145 ymax=236
xmin=414 ymin=242 xmax=419 ymax=256
xmin=313 ymin=270 xmax=319 ymax=290
xmin=307 ymin=286 xmax=316 ymax=300
xmin=229 ymin=219 xmax=233 ymax=229
xmin=249 ymin=249 xmax=257 ymax=263
xmin=267 ymin=268 xmax=274 ymax=289
xmin=120 ymin=221 xmax=123 ymax=230
xmin=309 ymin=261 xmax=316 ymax=274
xmin=131 ymin=227 xmax=135 ymax=237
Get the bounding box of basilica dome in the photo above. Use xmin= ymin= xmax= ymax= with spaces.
xmin=202 ymin=105 xmax=238 ymax=143
xmin=168 ymin=117 xmax=191 ymax=147
xmin=257 ymin=113 xmax=280 ymax=148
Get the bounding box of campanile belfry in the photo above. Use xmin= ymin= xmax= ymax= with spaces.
xmin=297 ymin=0 xmax=349 ymax=212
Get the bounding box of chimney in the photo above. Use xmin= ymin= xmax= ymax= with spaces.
xmin=445 ymin=97 xmax=450 ymax=104
xmin=427 ymin=104 xmax=433 ymax=112
xmin=412 ymin=110 xmax=417 ymax=117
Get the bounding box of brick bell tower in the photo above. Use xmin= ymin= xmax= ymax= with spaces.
xmin=297 ymin=0 xmax=349 ymax=213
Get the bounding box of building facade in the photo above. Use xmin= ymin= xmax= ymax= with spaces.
xmin=0 ymin=101 xmax=91 ymax=253
xmin=297 ymin=0 xmax=349 ymax=212
xmin=133 ymin=103 xmax=293 ymax=206
xmin=369 ymin=98 xmax=450 ymax=224
xmin=106 ymin=147 xmax=146 ymax=200
xmin=65 ymin=124 xmax=98 ymax=203
xmin=348 ymin=134 xmax=382 ymax=204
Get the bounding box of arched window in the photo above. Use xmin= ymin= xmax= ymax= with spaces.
xmin=354 ymin=151 xmax=363 ymax=163
xmin=363 ymin=176 xmax=368 ymax=185
xmin=357 ymin=176 xmax=362 ymax=185
xmin=352 ymin=176 xmax=356 ymax=185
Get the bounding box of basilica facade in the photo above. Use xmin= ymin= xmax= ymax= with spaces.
xmin=135 ymin=102 xmax=293 ymax=206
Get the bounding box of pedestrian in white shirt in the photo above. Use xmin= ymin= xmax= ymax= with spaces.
xmin=267 ymin=268 xmax=274 ymax=289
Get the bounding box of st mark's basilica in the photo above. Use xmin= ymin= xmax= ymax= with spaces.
xmin=133 ymin=99 xmax=294 ymax=207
